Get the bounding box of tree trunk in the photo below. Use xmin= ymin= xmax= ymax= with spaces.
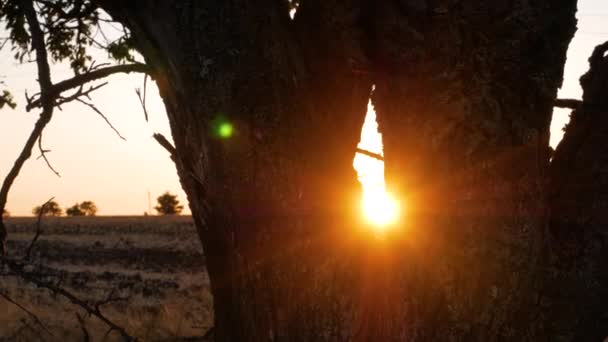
xmin=97 ymin=1 xmax=581 ymax=340
xmin=100 ymin=1 xmax=373 ymax=340
xmin=547 ymin=41 xmax=608 ymax=341
xmin=370 ymin=1 xmax=577 ymax=339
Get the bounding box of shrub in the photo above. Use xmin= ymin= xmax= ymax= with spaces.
xmin=155 ymin=192 xmax=184 ymax=215
xmin=79 ymin=201 xmax=98 ymax=216
xmin=32 ymin=200 xmax=62 ymax=217
xmin=66 ymin=204 xmax=84 ymax=216
xmin=66 ymin=201 xmax=98 ymax=217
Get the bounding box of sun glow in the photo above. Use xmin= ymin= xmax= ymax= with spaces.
xmin=353 ymin=95 xmax=401 ymax=231
xmin=361 ymin=188 xmax=400 ymax=229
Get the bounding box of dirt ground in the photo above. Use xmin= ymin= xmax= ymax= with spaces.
xmin=0 ymin=216 xmax=212 ymax=341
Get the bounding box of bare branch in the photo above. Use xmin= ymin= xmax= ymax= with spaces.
xmin=0 ymin=37 xmax=8 ymax=50
xmin=54 ymin=82 xmax=108 ymax=109
xmin=26 ymin=64 xmax=151 ymax=111
xmin=94 ymin=289 xmax=129 ymax=313
xmin=25 ymin=197 xmax=54 ymax=261
xmin=0 ymin=289 xmax=53 ymax=336
xmin=76 ymin=313 xmax=91 ymax=342
xmin=152 ymin=133 xmax=177 ymax=157
xmin=355 ymin=148 xmax=384 ymax=161
xmin=37 ymin=135 xmax=61 ymax=177
xmin=554 ymin=98 xmax=583 ymax=109
xmin=4 ymin=320 xmax=31 ymax=340
xmin=152 ymin=133 xmax=205 ymax=186
xmin=135 ymin=74 xmax=149 ymax=122
xmin=0 ymin=112 xmax=53 ymax=256
xmin=75 ymin=98 xmax=126 ymax=141
xmin=2 ymin=259 xmax=136 ymax=341
xmin=0 ymin=0 xmax=56 ymax=257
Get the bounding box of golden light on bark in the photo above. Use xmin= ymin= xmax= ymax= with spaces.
xmin=353 ymin=96 xmax=401 ymax=232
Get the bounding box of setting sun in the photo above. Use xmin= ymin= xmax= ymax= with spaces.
xmin=353 ymin=94 xmax=401 ymax=231
xmin=361 ymin=189 xmax=400 ymax=229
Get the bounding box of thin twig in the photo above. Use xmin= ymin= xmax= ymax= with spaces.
xmin=53 ymin=82 xmax=107 ymax=109
xmin=0 ymin=37 xmax=8 ymax=50
xmin=75 ymin=98 xmax=126 ymax=141
xmin=76 ymin=313 xmax=91 ymax=342
xmin=135 ymin=74 xmax=149 ymax=122
xmin=94 ymin=289 xmax=129 ymax=314
xmin=16 ymin=318 xmax=39 ymax=340
xmin=37 ymin=135 xmax=60 ymax=177
xmin=5 ymin=320 xmax=30 ymax=341
xmin=0 ymin=289 xmax=53 ymax=336
xmin=25 ymin=197 xmax=54 ymax=261
xmin=2 ymin=259 xmax=136 ymax=341
xmin=355 ymin=148 xmax=384 ymax=161
xmin=26 ymin=64 xmax=150 ymax=111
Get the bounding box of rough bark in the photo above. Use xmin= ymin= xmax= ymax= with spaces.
xmin=98 ymin=1 xmax=372 ymax=340
xmin=369 ymin=1 xmax=577 ymax=339
xmin=94 ymin=1 xmax=580 ymax=341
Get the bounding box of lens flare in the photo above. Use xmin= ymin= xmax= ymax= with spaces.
xmin=217 ymin=122 xmax=233 ymax=138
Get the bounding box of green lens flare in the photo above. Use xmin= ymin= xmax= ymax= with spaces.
xmin=217 ymin=122 xmax=234 ymax=138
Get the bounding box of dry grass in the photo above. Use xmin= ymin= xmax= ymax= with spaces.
xmin=0 ymin=216 xmax=213 ymax=341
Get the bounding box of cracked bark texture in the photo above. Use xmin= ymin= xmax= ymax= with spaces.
xmin=370 ymin=1 xmax=577 ymax=340
xmin=98 ymin=1 xmax=372 ymax=340
xmin=94 ymin=1 xmax=582 ymax=340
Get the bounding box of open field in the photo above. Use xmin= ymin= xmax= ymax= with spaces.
xmin=0 ymin=216 xmax=212 ymax=341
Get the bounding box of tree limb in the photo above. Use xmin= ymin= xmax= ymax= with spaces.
xmin=54 ymin=82 xmax=107 ymax=109
xmin=153 ymin=133 xmax=177 ymax=157
xmin=0 ymin=289 xmax=53 ymax=337
xmin=26 ymin=63 xmax=151 ymax=111
xmin=554 ymin=98 xmax=583 ymax=109
xmin=355 ymin=148 xmax=384 ymax=161
xmin=0 ymin=0 xmax=56 ymax=257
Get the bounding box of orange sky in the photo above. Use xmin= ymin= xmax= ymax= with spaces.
xmin=1 ymin=1 xmax=607 ymax=216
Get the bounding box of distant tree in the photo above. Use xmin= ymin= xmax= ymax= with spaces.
xmin=79 ymin=201 xmax=98 ymax=216
xmin=32 ymin=200 xmax=62 ymax=217
xmin=66 ymin=204 xmax=84 ymax=217
xmin=1 ymin=209 xmax=9 ymax=218
xmin=66 ymin=201 xmax=98 ymax=217
xmin=154 ymin=192 xmax=183 ymax=215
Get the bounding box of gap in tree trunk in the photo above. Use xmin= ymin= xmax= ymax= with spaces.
xmin=354 ymin=86 xmax=401 ymax=235
xmin=288 ymin=1 xmax=299 ymax=19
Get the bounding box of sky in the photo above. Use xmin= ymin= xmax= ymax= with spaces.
xmin=1 ymin=0 xmax=607 ymax=216
xmin=551 ymin=0 xmax=608 ymax=147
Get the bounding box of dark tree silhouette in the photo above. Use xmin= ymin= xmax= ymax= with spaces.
xmin=79 ymin=201 xmax=97 ymax=216
xmin=66 ymin=204 xmax=84 ymax=217
xmin=1 ymin=209 xmax=8 ymax=218
xmin=2 ymin=1 xmax=606 ymax=341
xmin=66 ymin=201 xmax=97 ymax=216
xmin=154 ymin=192 xmax=183 ymax=215
xmin=32 ymin=200 xmax=62 ymax=217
